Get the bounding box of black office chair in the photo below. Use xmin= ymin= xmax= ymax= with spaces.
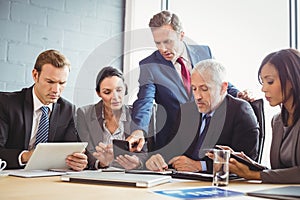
xmin=249 ymin=98 xmax=265 ymax=163
xmin=146 ymin=103 xmax=157 ymax=152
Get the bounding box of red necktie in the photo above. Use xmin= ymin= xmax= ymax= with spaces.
xmin=177 ymin=57 xmax=191 ymax=95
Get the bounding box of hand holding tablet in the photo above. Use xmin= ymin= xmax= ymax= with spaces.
xmin=209 ymin=146 xmax=267 ymax=171
xmin=25 ymin=142 xmax=88 ymax=171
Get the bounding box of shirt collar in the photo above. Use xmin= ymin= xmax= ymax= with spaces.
xmin=172 ymin=43 xmax=189 ymax=65
xmin=202 ymin=110 xmax=215 ymax=120
xmin=32 ymin=87 xmax=53 ymax=113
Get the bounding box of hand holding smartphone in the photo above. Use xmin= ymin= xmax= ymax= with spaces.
xmin=112 ymin=139 xmax=132 ymax=158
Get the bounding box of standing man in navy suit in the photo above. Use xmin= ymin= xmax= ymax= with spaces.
xmin=0 ymin=50 xmax=88 ymax=170
xmin=127 ymin=11 xmax=246 ymax=152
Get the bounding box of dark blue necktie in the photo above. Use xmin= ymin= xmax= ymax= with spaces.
xmin=191 ymin=114 xmax=211 ymax=159
xmin=35 ymin=106 xmax=49 ymax=146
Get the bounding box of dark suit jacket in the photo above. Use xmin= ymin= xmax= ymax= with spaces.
xmin=131 ymin=44 xmax=239 ymax=151
xmin=0 ymin=87 xmax=80 ymax=169
xmin=151 ymin=95 xmax=259 ymax=173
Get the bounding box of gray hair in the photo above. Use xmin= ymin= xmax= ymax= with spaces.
xmin=192 ymin=59 xmax=227 ymax=86
xmin=149 ymin=10 xmax=183 ymax=33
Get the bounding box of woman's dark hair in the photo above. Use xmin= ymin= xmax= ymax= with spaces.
xmin=258 ymin=48 xmax=300 ymax=125
xmin=95 ymin=66 xmax=126 ymax=94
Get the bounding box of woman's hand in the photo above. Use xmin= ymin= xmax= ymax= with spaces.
xmin=229 ymin=157 xmax=261 ymax=180
xmin=93 ymin=142 xmax=114 ymax=168
xmin=115 ymin=154 xmax=141 ymax=170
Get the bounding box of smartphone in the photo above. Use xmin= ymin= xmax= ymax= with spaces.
xmin=112 ymin=139 xmax=132 ymax=158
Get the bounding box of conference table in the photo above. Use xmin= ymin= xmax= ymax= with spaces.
xmin=1 ymin=172 xmax=298 ymax=200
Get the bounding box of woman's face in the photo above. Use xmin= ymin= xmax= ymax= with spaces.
xmin=97 ymin=76 xmax=126 ymax=110
xmin=260 ymin=63 xmax=292 ymax=107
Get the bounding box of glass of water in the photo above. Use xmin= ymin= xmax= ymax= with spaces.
xmin=212 ymin=149 xmax=230 ymax=186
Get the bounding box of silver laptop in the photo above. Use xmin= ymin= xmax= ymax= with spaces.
xmin=61 ymin=171 xmax=172 ymax=188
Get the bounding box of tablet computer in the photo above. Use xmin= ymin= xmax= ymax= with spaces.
xmin=212 ymin=147 xmax=267 ymax=171
xmin=230 ymin=152 xmax=267 ymax=171
xmin=24 ymin=142 xmax=88 ymax=171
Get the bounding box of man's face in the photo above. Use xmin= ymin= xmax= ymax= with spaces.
xmin=191 ymin=71 xmax=222 ymax=113
xmin=151 ymin=24 xmax=184 ymax=61
xmin=32 ymin=64 xmax=69 ymax=105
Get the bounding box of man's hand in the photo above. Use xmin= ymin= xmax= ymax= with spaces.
xmin=21 ymin=150 xmax=34 ymax=163
xmin=145 ymin=154 xmax=168 ymax=171
xmin=126 ymin=130 xmax=145 ymax=152
xmin=168 ymin=155 xmax=201 ymax=172
xmin=237 ymin=89 xmax=255 ymax=102
xmin=66 ymin=152 xmax=88 ymax=171
xmin=93 ymin=142 xmax=114 ymax=168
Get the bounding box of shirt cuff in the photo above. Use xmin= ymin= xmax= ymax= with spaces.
xmin=94 ymin=160 xmax=100 ymax=169
xmin=200 ymin=161 xmax=207 ymax=171
xmin=18 ymin=150 xmax=28 ymax=166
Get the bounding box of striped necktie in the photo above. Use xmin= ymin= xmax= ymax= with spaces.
xmin=35 ymin=106 xmax=49 ymax=147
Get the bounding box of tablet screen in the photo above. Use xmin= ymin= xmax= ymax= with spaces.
xmin=25 ymin=142 xmax=88 ymax=170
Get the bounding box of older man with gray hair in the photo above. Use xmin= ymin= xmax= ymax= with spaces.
xmin=145 ymin=59 xmax=259 ymax=172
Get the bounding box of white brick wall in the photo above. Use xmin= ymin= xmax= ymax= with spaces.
xmin=11 ymin=2 xmax=47 ymax=25
xmin=0 ymin=0 xmax=125 ymax=105
xmin=31 ymin=0 xmax=64 ymax=10
xmin=0 ymin=0 xmax=10 ymax=19
xmin=29 ymin=25 xmax=63 ymax=48
xmin=48 ymin=10 xmax=80 ymax=31
xmin=0 ymin=20 xmax=28 ymax=41
xmin=0 ymin=40 xmax=6 ymax=61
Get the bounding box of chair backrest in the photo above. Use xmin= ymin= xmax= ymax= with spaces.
xmin=249 ymin=98 xmax=265 ymax=163
xmin=146 ymin=103 xmax=157 ymax=151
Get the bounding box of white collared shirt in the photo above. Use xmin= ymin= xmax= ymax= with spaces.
xmin=101 ymin=105 xmax=127 ymax=145
xmin=173 ymin=46 xmax=192 ymax=82
xmin=28 ymin=87 xmax=53 ymax=150
xmin=18 ymin=88 xmax=53 ymax=166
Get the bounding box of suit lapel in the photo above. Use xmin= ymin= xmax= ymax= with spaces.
xmin=155 ymin=51 xmax=190 ymax=99
xmin=24 ymin=87 xmax=34 ymax=149
xmin=48 ymin=102 xmax=60 ymax=141
xmin=270 ymin=115 xmax=285 ymax=167
xmin=90 ymin=102 xmax=103 ymax=146
xmin=199 ymin=97 xmax=227 ymax=158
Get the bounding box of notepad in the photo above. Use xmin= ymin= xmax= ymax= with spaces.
xmin=247 ymin=186 xmax=300 ymax=200
xmin=8 ymin=170 xmax=66 ymax=178
xmin=61 ymin=171 xmax=172 ymax=188
xmin=154 ymin=187 xmax=243 ymax=199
